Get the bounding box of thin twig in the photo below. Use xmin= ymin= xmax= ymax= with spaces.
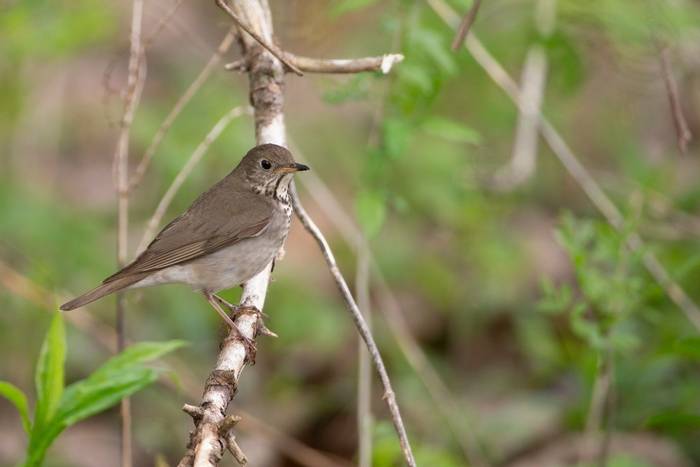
xmin=292 ymin=152 xmax=489 ymax=467
xmin=215 ymin=0 xmax=303 ymax=76
xmin=355 ymin=251 xmax=373 ymax=467
xmin=659 ymin=46 xmax=692 ymax=154
xmin=290 ymin=184 xmax=417 ymax=467
xmin=427 ymin=0 xmax=700 ymax=333
xmin=130 ymin=28 xmax=238 ymax=190
xmin=287 ymin=53 xmax=404 ymax=74
xmin=101 ymin=0 xmax=186 ymax=129
xmin=491 ymin=45 xmax=547 ymax=190
xmin=142 ymin=0 xmax=188 ymax=49
xmin=113 ymin=2 xmax=144 ymax=466
xmin=450 ymin=0 xmax=482 ymax=50
xmin=583 ymin=344 xmax=614 ymax=467
xmin=136 ymin=105 xmax=251 ymax=254
xmin=492 ymin=0 xmax=554 ymax=190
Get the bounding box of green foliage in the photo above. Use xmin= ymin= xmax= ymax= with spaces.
xmin=0 ymin=382 xmax=31 ymax=434
xmin=0 ymin=313 xmax=185 ymax=467
xmin=540 ymin=214 xmax=644 ymax=352
xmin=33 ymin=312 xmax=66 ymax=433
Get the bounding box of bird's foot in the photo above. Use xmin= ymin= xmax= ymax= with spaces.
xmin=215 ymin=296 xmax=276 ymax=338
xmin=214 ymin=295 xmax=242 ymax=315
xmin=206 ymin=293 xmax=258 ymax=360
xmin=229 ymin=305 xmax=277 ymax=365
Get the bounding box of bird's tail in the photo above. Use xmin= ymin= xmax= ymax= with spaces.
xmin=60 ymin=273 xmax=147 ymax=311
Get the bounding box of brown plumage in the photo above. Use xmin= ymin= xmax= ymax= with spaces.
xmin=60 ymin=144 xmax=308 ymax=312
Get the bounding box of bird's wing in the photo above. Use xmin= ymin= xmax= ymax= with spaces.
xmin=104 ymin=188 xmax=273 ymax=283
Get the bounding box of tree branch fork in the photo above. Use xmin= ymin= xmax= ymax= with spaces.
xmin=215 ymin=0 xmax=403 ymax=76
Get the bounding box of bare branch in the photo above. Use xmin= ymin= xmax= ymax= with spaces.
xmin=224 ymin=58 xmax=247 ymax=72
xmin=179 ymin=2 xmax=287 ymax=465
xmin=215 ymin=0 xmax=303 ymax=75
xmin=451 ymin=0 xmax=482 ymax=50
xmin=356 ymin=251 xmax=373 ymax=467
xmin=290 ymin=184 xmax=417 ymax=467
xmin=113 ymin=2 xmax=144 ymax=466
xmin=491 ymin=45 xmax=547 ymax=190
xmin=142 ymin=0 xmax=187 ymax=49
xmin=130 ymin=28 xmax=237 ymax=190
xmin=287 ymin=53 xmax=404 ymax=74
xmin=659 ymin=46 xmax=692 ymax=154
xmin=136 ymin=105 xmax=251 ymax=254
xmin=427 ymin=0 xmax=700 ymax=331
xmin=492 ymin=0 xmax=554 ymax=190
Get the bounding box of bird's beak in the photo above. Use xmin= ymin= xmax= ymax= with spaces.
xmin=275 ymin=162 xmax=310 ymax=174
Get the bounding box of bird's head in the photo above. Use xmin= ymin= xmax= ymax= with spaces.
xmin=237 ymin=144 xmax=309 ymax=197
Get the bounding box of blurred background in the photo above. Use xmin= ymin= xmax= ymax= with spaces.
xmin=2 ymin=0 xmax=700 ymax=466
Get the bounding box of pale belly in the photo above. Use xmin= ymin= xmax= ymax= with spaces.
xmin=131 ymin=213 xmax=289 ymax=293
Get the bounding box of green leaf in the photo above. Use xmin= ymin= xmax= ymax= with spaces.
xmin=33 ymin=313 xmax=65 ymax=430
xmin=92 ymin=340 xmax=187 ymax=377
xmin=26 ymin=369 xmax=159 ymax=467
xmin=422 ymin=117 xmax=481 ymax=144
xmin=25 ymin=340 xmax=185 ymax=466
xmin=0 ymin=381 xmax=31 ymax=433
xmin=57 ymin=368 xmax=159 ymax=426
xmin=355 ymin=190 xmax=387 ymax=238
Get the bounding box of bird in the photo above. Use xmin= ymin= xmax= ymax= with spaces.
xmin=60 ymin=143 xmax=309 ymax=340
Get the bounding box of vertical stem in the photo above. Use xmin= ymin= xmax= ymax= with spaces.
xmin=116 ymin=294 xmax=131 ymax=467
xmin=584 ymin=344 xmax=614 ymax=467
xmin=356 ymin=251 xmax=373 ymax=467
xmin=115 ymin=2 xmax=143 ymax=467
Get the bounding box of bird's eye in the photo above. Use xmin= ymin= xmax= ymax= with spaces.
xmin=260 ymin=159 xmax=272 ymax=170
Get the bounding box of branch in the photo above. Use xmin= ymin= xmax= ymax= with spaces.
xmin=179 ymin=1 xmax=286 ymax=465
xmin=492 ymin=0 xmax=554 ymax=190
xmin=450 ymin=0 xmax=482 ymax=50
xmin=130 ymin=28 xmax=237 ymax=190
xmin=113 ymin=2 xmax=144 ymax=466
xmin=659 ymin=46 xmax=692 ymax=154
xmin=427 ymin=0 xmax=700 ymax=331
xmin=355 ymin=251 xmax=373 ymax=467
xmin=290 ymin=184 xmax=417 ymax=467
xmin=286 ymin=53 xmax=404 ymax=74
xmin=215 ymin=0 xmax=303 ymax=75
